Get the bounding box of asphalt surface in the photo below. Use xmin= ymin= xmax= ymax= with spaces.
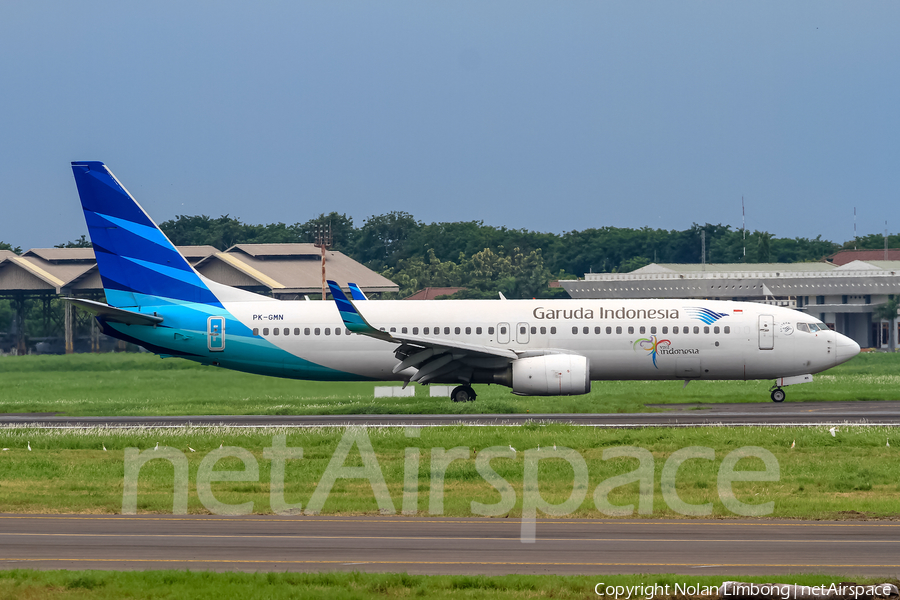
xmin=2 ymin=400 xmax=900 ymax=428
xmin=1 ymin=514 xmax=898 ymax=576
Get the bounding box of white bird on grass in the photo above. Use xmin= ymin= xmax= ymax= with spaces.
xmin=1 ymin=448 xmax=8 ymax=452
xmin=887 ymin=439 xmax=890 ymax=448
xmin=27 ymin=442 xmax=31 ymax=451
xmin=790 ymin=440 xmax=795 ymax=449
xmin=102 ymin=444 xmax=107 ymax=451
xmin=154 ymin=442 xmax=159 ymax=451
xmin=553 ymin=444 xmax=557 ymax=451
xmin=188 ymin=447 xmax=195 ymax=452
xmin=829 ymin=427 xmax=837 ymax=437
xmin=508 ymin=445 xmax=516 ymax=454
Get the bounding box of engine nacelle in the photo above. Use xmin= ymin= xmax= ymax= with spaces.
xmin=510 ymin=354 xmax=590 ymax=396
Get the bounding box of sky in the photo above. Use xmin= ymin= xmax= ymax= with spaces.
xmin=2 ymin=2 xmax=899 ymax=250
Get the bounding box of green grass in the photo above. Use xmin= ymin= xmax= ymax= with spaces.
xmin=0 ymin=571 xmax=896 ymax=600
xmin=0 ymin=352 xmax=898 ymax=416
xmin=1 ymin=425 xmax=898 ymax=519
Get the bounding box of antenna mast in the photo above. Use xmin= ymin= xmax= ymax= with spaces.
xmin=742 ymin=197 xmax=746 ymax=258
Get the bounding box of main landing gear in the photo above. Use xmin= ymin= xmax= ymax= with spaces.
xmin=770 ymin=387 xmax=786 ymax=403
xmin=451 ymin=385 xmax=477 ymax=403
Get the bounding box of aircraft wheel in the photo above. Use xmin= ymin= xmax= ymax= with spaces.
xmin=771 ymin=388 xmax=786 ymax=403
xmin=451 ymin=385 xmax=477 ymax=403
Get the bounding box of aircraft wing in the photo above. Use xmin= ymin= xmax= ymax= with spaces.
xmin=328 ymin=281 xmax=518 ymax=384
xmin=64 ymin=298 xmax=164 ymax=326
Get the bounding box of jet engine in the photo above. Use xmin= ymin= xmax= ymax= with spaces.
xmin=506 ymin=354 xmax=590 ymax=396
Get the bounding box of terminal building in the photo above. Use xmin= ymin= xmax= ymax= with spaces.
xmin=560 ymin=257 xmax=900 ymax=350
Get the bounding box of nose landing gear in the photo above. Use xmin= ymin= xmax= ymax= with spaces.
xmin=770 ymin=387 xmax=786 ymax=403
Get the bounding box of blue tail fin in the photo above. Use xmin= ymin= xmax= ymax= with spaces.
xmin=71 ymin=161 xmax=221 ymax=308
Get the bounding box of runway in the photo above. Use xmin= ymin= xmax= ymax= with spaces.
xmin=3 ymin=400 xmax=900 ymax=428
xmin=1 ymin=514 xmax=898 ymax=576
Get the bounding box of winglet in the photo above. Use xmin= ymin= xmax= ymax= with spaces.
xmin=348 ymin=282 xmax=368 ymax=301
xmin=327 ymin=281 xmax=392 ymax=341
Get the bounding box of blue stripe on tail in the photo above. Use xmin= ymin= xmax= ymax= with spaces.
xmin=71 ymin=161 xmax=221 ymax=308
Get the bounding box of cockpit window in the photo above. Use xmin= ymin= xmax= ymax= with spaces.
xmin=797 ymin=323 xmax=810 ymax=333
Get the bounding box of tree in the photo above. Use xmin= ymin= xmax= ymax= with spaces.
xmin=757 ymin=232 xmax=773 ymax=263
xmin=353 ymin=211 xmax=421 ymax=270
xmin=0 ymin=241 xmax=22 ymax=254
xmin=55 ymin=235 xmax=92 ymax=248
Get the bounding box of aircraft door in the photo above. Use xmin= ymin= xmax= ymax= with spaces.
xmin=498 ymin=322 xmax=510 ymax=344
xmin=758 ymin=315 xmax=774 ymax=350
xmin=516 ymin=322 xmax=530 ymax=344
xmin=208 ymin=316 xmax=225 ymax=352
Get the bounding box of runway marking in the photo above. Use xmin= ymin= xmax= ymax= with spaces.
xmin=0 ymin=558 xmax=897 ymax=568
xmin=1 ymin=515 xmax=898 ymax=528
xmin=2 ymin=532 xmax=896 ymax=544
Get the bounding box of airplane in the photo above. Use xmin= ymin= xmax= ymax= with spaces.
xmin=67 ymin=161 xmax=860 ymax=404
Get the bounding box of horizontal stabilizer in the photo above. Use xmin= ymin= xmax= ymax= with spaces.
xmin=64 ymin=298 xmax=164 ymax=326
xmin=348 ymin=282 xmax=368 ymax=301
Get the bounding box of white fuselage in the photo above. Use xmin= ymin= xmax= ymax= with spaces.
xmin=223 ymin=298 xmax=858 ymax=382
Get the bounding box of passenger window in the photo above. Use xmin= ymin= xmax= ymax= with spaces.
xmin=616 ymin=326 xmax=622 ymax=334
xmin=572 ymin=326 xmax=578 ymax=334
xmin=714 ymin=326 xmax=719 ymax=334
xmin=466 ymin=327 xmax=472 ymax=334
xmin=424 ymin=327 xmax=429 ymax=335
xmin=594 ymin=326 xmax=601 ymax=334
xmin=345 ymin=329 xmax=351 ymax=335
xmin=294 ymin=328 xmax=300 ymax=335
xmin=724 ymin=326 xmax=731 ymax=334
xmin=488 ymin=327 xmax=495 ymax=335
xmin=390 ymin=327 xmax=396 ymax=333
xmin=651 ymin=326 xmax=657 ymax=334
xmin=304 ymin=328 xmax=310 ymax=335
xmin=444 ymin=327 xmax=450 ymax=335
xmin=530 ymin=326 xmax=536 ymax=334
xmin=263 ymin=328 xmax=269 ymax=335
xmin=639 ymin=326 xmax=646 ymax=334
xmin=476 ymin=327 xmax=482 ymax=334
xmin=314 ymin=328 xmax=320 ymax=335
xmin=335 ymin=328 xmax=342 ymax=335
xmin=402 ymin=327 xmax=408 ymax=334
xmin=253 ymin=328 xmax=259 ymax=336
xmin=673 ymin=326 xmax=679 ymax=334
xmin=413 ymin=327 xmax=419 ymax=334
xmin=704 ymin=326 xmax=709 ymax=334
xmin=274 ymin=328 xmax=280 ymax=336
xmin=540 ymin=327 xmax=546 ymax=334
xmin=693 ymin=326 xmax=700 ymax=334
xmin=325 ymin=328 xmax=331 ymax=335
xmin=627 ymin=327 xmax=634 ymax=334
xmin=455 ymin=327 xmax=461 ymax=334
xmin=662 ymin=326 xmax=668 ymax=334
xmin=499 ymin=326 xmax=506 ymax=334
xmin=606 ymin=326 xmax=612 ymax=334
xmin=583 ymin=326 xmax=589 ymax=334
xmin=550 ymin=327 xmax=557 ymax=334
xmin=521 ymin=326 xmax=527 ymax=335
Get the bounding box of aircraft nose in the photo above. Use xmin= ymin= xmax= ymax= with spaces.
xmin=835 ymin=332 xmax=861 ymax=366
